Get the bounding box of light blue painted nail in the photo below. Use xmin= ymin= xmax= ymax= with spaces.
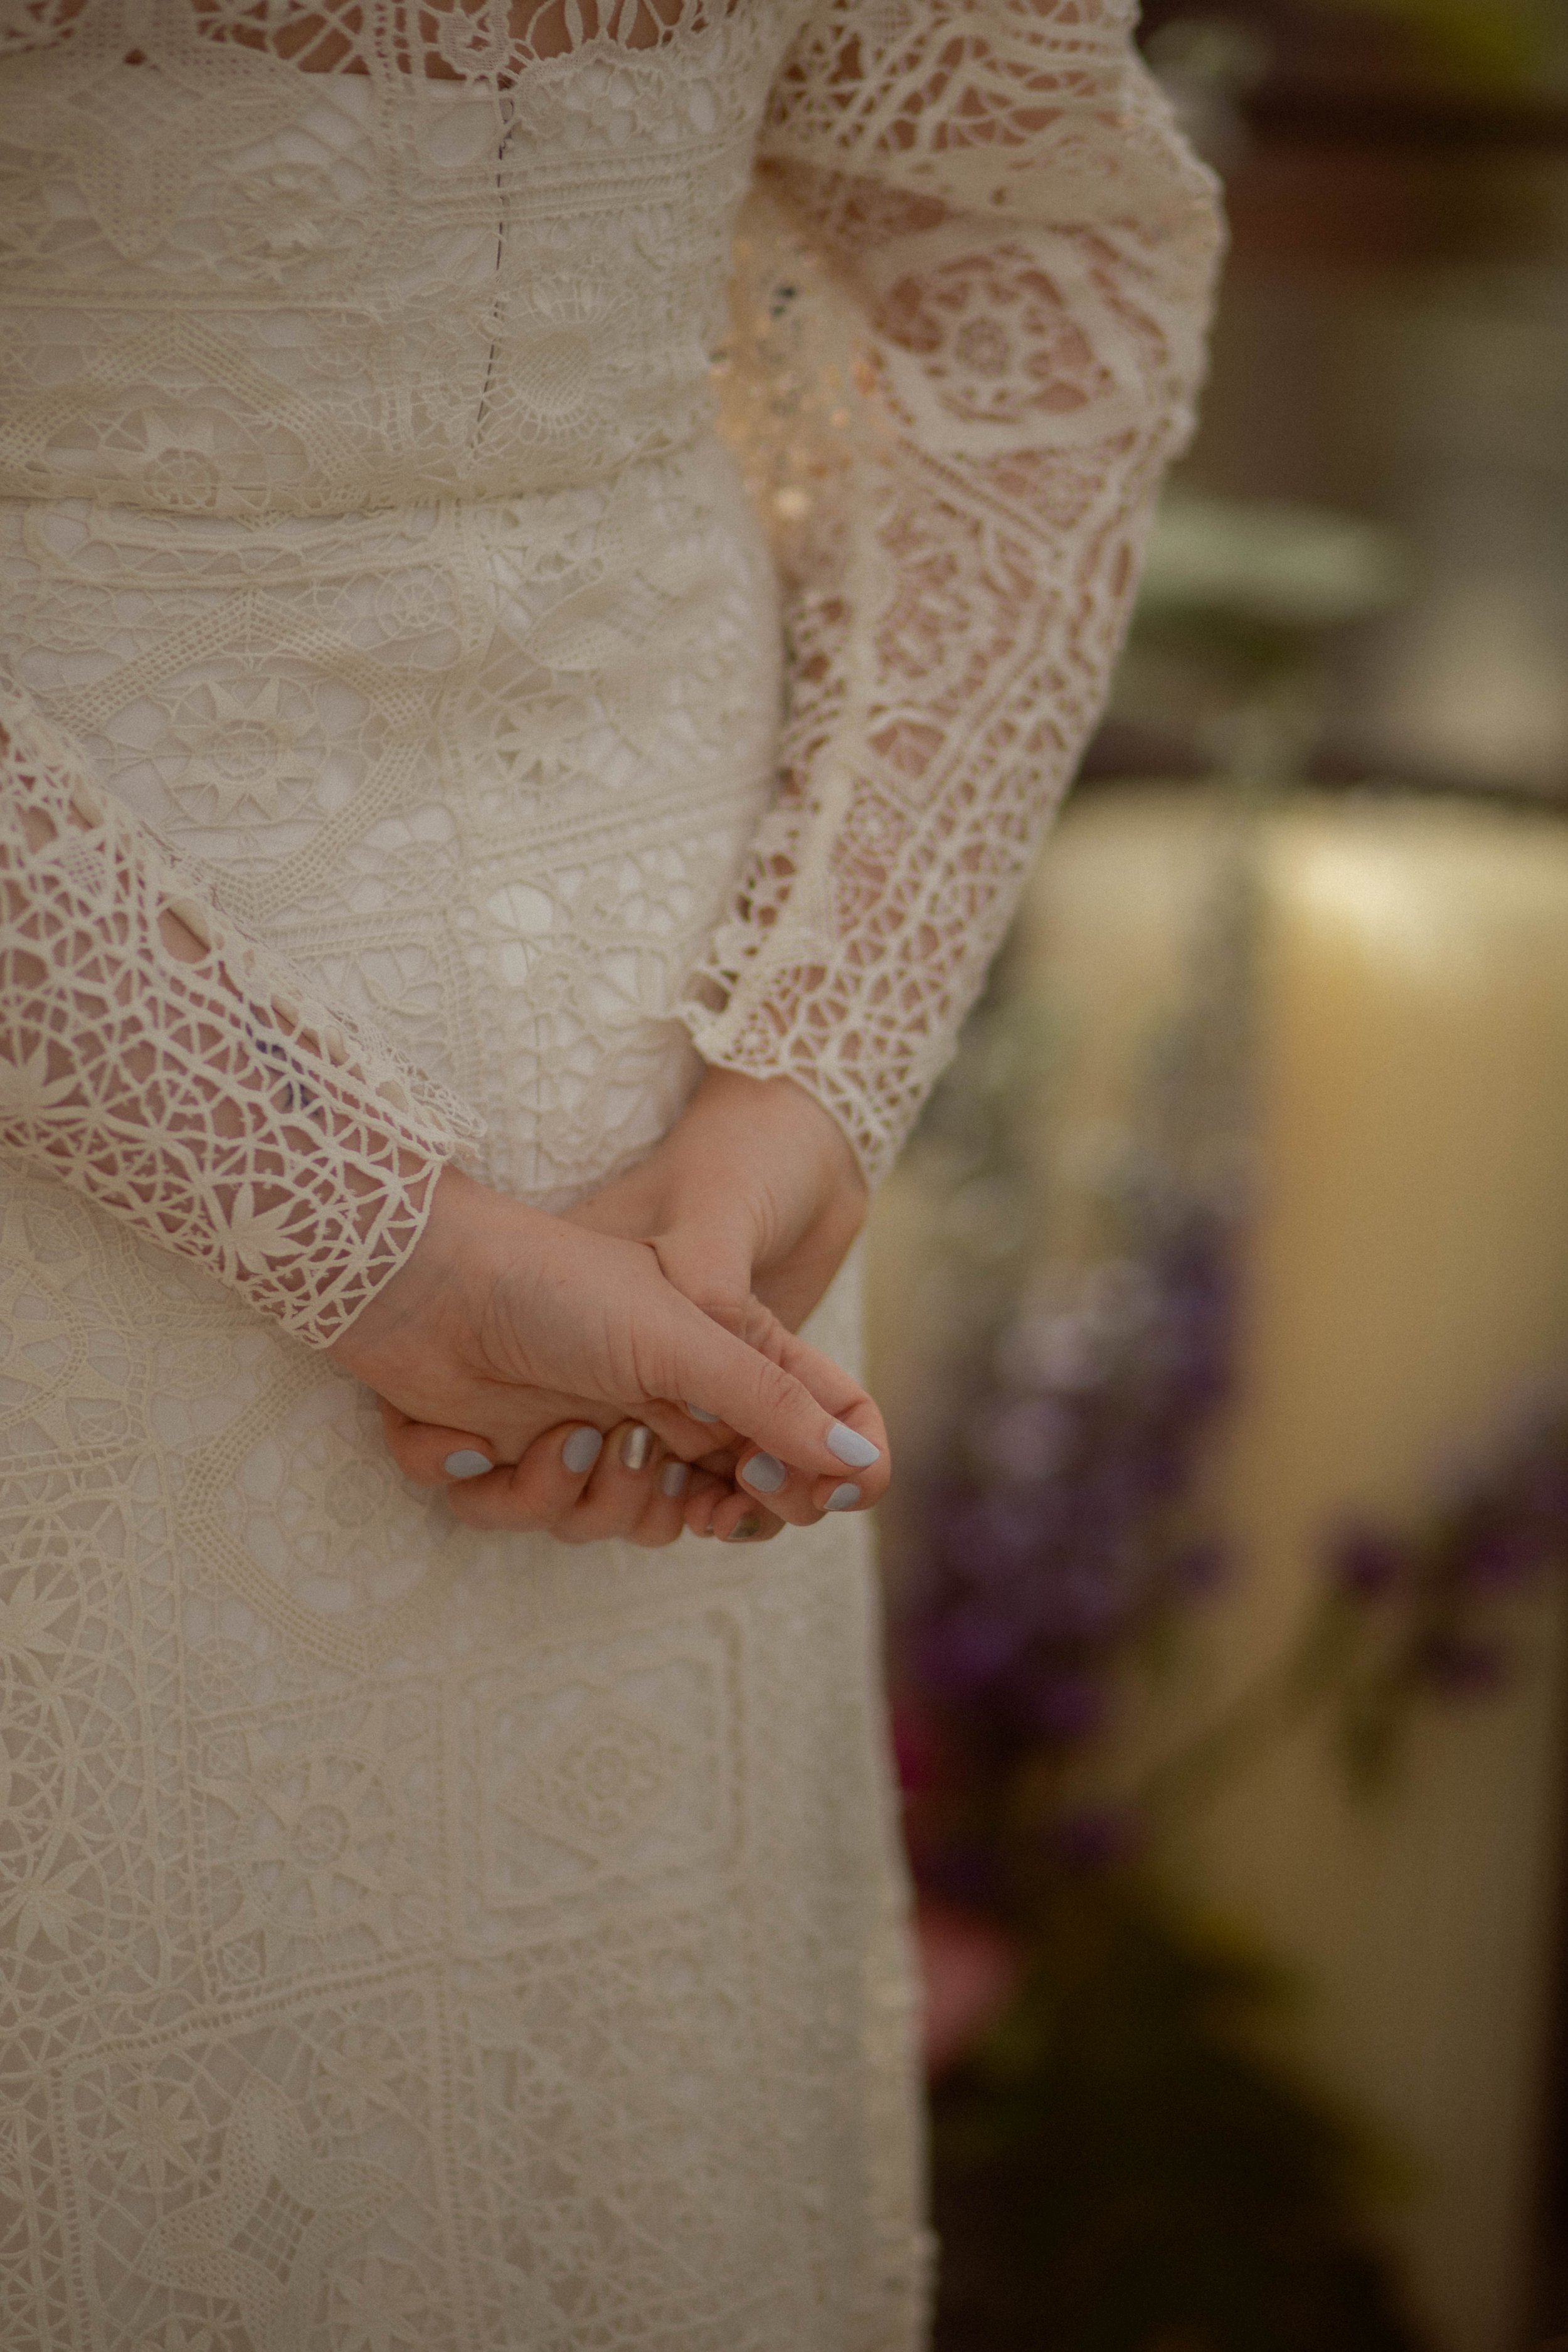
xmin=741 ymin=1452 xmax=787 ymax=1495
xmin=827 ymin=1421 xmax=880 ymax=1470
xmin=660 ymin=1461 xmax=689 ymax=1498
xmin=685 ymin=1403 xmax=719 ymax=1423
xmin=562 ymin=1427 xmax=604 ymax=1476
xmin=824 ymin=1483 xmax=861 ymax=1512
xmin=443 ymin=1449 xmax=492 ymax=1480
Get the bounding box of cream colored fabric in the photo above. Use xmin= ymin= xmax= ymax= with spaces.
xmin=699 ymin=0 xmax=1222 ymax=1175
xmin=1 ymin=697 xmax=479 ymax=1344
xmin=0 ymin=4 xmax=1217 ymax=2344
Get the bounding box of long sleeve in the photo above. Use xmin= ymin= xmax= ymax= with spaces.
xmin=0 ymin=687 xmax=481 ymax=1348
xmin=686 ymin=0 xmax=1224 ymax=1182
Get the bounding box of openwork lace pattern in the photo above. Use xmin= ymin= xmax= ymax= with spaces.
xmin=1 ymin=696 xmax=475 ymax=1345
xmin=691 ymin=0 xmax=1224 ymax=1179
xmin=0 ymin=4 xmax=1213 ymax=2344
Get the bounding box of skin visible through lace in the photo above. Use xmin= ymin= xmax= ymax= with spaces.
xmin=1 ymin=706 xmax=466 ymax=1345
xmin=691 ymin=3 xmax=1223 ymax=1180
xmin=0 ymin=7 xmax=1219 ymax=2344
xmin=21 ymin=0 xmax=743 ymax=75
xmin=0 ymin=0 xmax=1222 ymax=1270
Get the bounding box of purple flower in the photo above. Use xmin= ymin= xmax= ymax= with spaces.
xmin=1330 ymin=1525 xmax=1407 ymax=1599
xmin=978 ymin=1394 xmax=1079 ymax=1484
xmin=1451 ymin=1519 xmax=1555 ymax=1593
xmin=914 ymin=1608 xmax=1027 ymax=1704
xmin=1517 ymin=1449 xmax=1568 ymax=1537
xmin=1419 ymin=1632 xmax=1511 ymax=1698
xmin=938 ymin=1492 xmax=1043 ymax=1584
xmin=1117 ymin=1417 xmax=1190 ymax=1504
xmin=1022 ymin=1670 xmax=1107 ymax=1745
xmin=891 ymin=1701 xmax=942 ymax=1798
xmin=1143 ymin=1224 xmax=1239 ymax=1410
xmin=1049 ymin=1803 xmax=1143 ymax=1874
xmin=1071 ymin=1449 xmax=1150 ymax=1530
xmin=918 ymin=1841 xmax=1005 ymax=1910
xmin=1168 ymin=1539 xmax=1230 ymax=1597
xmin=1027 ymin=1566 xmax=1136 ymax=1645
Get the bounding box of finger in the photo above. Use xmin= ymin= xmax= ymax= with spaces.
xmin=707 ymin=1487 xmax=785 ymax=1545
xmin=627 ymin=1451 xmax=701 ymax=1549
xmin=676 ymin=1464 xmax=783 ymax=1547
xmin=379 ymin=1399 xmax=499 ymax=1488
xmin=548 ymin=1418 xmax=674 ymax=1547
xmin=724 ymin=1433 xmax=884 ymax=1525
xmin=676 ymin=1466 xmax=738 ymax=1539
xmin=728 ymin=1445 xmax=824 ymax=1529
xmin=637 ymin=1399 xmax=740 ymax=1462
xmin=445 ymin=1420 xmax=607 ymax=1532
xmin=722 ymin=1318 xmax=890 ymax=1513
xmin=381 ymin=1392 xmax=718 ymax=1486
xmin=518 ymin=1424 xmax=746 ymax=1552
xmin=660 ymin=1301 xmax=886 ymax=1501
xmin=653 ymin=1293 xmax=889 ymax=1496
xmin=811 ymin=1474 xmax=871 ymax=1517
xmin=753 ymin=1314 xmax=890 ymax=1499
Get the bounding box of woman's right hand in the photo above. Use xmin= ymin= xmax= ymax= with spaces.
xmin=378 ymin=1404 xmax=788 ymax=1547
xmin=329 ymin=1163 xmax=888 ymax=1534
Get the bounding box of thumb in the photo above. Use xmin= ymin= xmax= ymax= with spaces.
xmin=653 ymin=1291 xmax=889 ymax=1499
xmin=649 ymin=1209 xmax=761 ymax=1339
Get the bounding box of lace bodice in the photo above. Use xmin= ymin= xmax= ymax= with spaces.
xmin=0 ymin=0 xmax=1222 ymax=1340
xmin=0 ymin=14 xmax=1218 ymax=2340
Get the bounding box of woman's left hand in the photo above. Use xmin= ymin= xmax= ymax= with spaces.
xmin=566 ymin=1064 xmax=866 ymax=1340
xmin=379 ymin=1066 xmax=876 ymax=1534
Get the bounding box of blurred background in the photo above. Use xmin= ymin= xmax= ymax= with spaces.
xmin=864 ymin=4 xmax=1568 ymax=2346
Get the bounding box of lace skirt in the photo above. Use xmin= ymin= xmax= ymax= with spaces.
xmin=0 ymin=442 xmax=928 ymax=2349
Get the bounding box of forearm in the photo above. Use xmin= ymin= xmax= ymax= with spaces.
xmin=696 ymin=0 xmax=1224 ymax=1178
xmin=1 ymin=707 xmax=470 ymax=1345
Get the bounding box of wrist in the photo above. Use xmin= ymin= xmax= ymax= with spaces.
xmin=329 ymin=1163 xmax=508 ymax=1382
xmin=686 ymin=1064 xmax=866 ymax=1209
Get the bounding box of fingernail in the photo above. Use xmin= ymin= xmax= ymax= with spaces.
xmin=660 ymin=1461 xmax=689 ymax=1498
xmin=443 ymin=1449 xmax=492 ymax=1481
xmin=827 ymin=1421 xmax=880 ymax=1470
xmin=825 ymin=1483 xmax=861 ymax=1512
xmin=685 ymin=1403 xmax=719 ymax=1423
xmin=620 ymin=1424 xmax=653 ymax=1472
xmin=562 ymin=1427 xmax=604 ymax=1476
xmin=723 ymin=1513 xmax=765 ymax=1543
xmin=741 ymin=1452 xmax=786 ymax=1495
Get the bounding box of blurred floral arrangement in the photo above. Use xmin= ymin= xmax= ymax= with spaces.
xmin=892 ymin=815 xmax=1409 ymax=2348
xmin=890 ymin=493 xmax=1568 ymax=2349
xmin=894 ymin=836 xmax=1568 ymax=2348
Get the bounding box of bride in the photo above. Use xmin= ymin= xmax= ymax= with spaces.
xmin=0 ymin=1 xmax=1220 ymax=2342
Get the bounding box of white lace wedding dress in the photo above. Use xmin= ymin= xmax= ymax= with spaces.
xmin=0 ymin=3 xmax=1219 ymax=2343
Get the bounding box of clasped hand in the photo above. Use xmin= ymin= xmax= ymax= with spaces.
xmin=329 ymin=1068 xmax=887 ymax=1547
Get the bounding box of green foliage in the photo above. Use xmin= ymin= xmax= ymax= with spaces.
xmin=932 ymin=1882 xmax=1429 ymax=2352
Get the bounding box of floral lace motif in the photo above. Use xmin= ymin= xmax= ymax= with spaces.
xmin=690 ymin=0 xmax=1224 ymax=1177
xmin=0 ymin=4 xmax=1214 ymax=2343
xmin=1 ymin=696 xmax=476 ymax=1344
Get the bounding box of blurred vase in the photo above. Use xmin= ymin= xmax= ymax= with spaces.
xmin=871 ymin=782 xmax=1568 ymax=2351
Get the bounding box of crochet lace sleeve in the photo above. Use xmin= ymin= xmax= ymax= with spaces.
xmin=687 ymin=0 xmax=1224 ymax=1182
xmin=0 ymin=689 xmax=482 ymax=1348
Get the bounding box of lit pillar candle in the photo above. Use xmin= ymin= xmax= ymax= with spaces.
xmin=869 ymin=784 xmax=1568 ymax=2346
xmin=1021 ymin=786 xmax=1568 ymax=2352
